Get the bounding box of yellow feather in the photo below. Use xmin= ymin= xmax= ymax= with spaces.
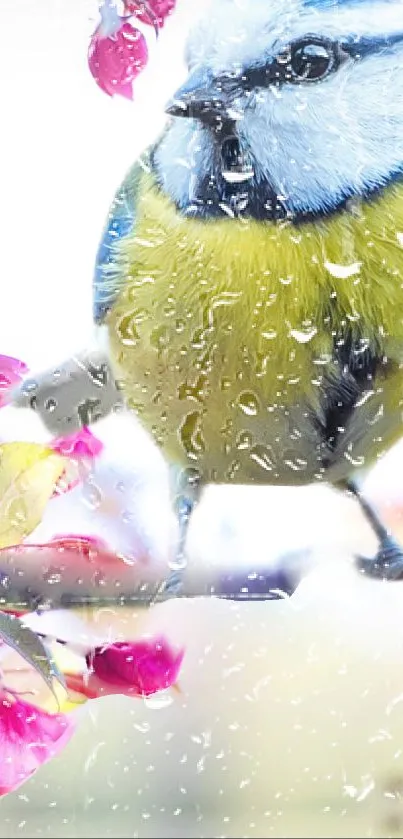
xmin=106 ymin=174 xmax=403 ymax=485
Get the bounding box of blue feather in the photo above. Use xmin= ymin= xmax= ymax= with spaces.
xmin=93 ymin=163 xmax=143 ymax=324
xmin=93 ymin=213 xmax=133 ymax=324
xmin=303 ymin=0 xmax=391 ymax=6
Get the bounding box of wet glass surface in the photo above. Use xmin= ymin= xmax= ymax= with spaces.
xmin=2 ymin=1 xmax=403 ymax=837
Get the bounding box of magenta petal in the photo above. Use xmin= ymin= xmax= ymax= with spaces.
xmin=124 ymin=0 xmax=176 ymax=27
xmin=50 ymin=428 xmax=103 ymax=460
xmin=0 ymin=695 xmax=74 ymax=796
xmin=0 ymin=355 xmax=28 ymax=408
xmin=88 ymin=21 xmax=148 ymax=100
xmin=88 ymin=637 xmax=184 ymax=696
xmin=118 ymin=81 xmax=134 ymax=100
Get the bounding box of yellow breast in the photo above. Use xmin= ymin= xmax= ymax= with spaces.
xmin=106 ymin=174 xmax=403 ymax=485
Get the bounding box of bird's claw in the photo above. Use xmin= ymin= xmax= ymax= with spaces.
xmin=356 ymin=535 xmax=403 ymax=581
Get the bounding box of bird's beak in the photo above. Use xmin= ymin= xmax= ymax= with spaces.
xmin=165 ymin=67 xmax=235 ymax=125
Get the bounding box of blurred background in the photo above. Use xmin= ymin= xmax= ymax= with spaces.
xmin=2 ymin=0 xmax=403 ymax=836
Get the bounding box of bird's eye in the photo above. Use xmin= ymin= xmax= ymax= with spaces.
xmin=281 ymin=37 xmax=338 ymax=82
xmin=237 ymin=35 xmax=347 ymax=93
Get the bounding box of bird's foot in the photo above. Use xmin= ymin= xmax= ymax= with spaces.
xmin=356 ymin=535 xmax=403 ymax=581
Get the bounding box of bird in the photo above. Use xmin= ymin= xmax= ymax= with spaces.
xmin=91 ymin=0 xmax=403 ymax=588
xmin=15 ymin=0 xmax=403 ymax=593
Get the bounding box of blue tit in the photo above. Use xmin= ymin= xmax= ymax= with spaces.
xmin=13 ymin=0 xmax=403 ymax=595
xmin=91 ymin=0 xmax=403 ymax=587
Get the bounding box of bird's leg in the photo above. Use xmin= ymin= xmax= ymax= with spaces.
xmin=347 ymin=480 xmax=403 ymax=580
xmin=162 ymin=495 xmax=195 ymax=596
xmin=156 ymin=469 xmax=202 ymax=599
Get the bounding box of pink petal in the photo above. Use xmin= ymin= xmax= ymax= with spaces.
xmin=117 ymin=81 xmax=134 ymax=101
xmin=50 ymin=429 xmax=102 ymax=499
xmin=47 ymin=534 xmax=111 ymax=558
xmin=0 ymin=355 xmax=28 ymax=408
xmin=0 ymin=694 xmax=74 ymax=796
xmin=123 ymin=0 xmax=176 ymax=27
xmin=51 ymin=469 xmax=81 ymax=498
xmin=88 ymin=21 xmax=148 ymax=100
xmin=64 ymin=673 xmax=99 ymax=701
xmin=86 ymin=637 xmax=184 ymax=697
xmin=50 ymin=428 xmax=103 ymax=460
xmin=51 ymin=461 xmax=88 ymax=499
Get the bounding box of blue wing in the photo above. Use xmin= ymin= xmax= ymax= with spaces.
xmin=93 ymin=161 xmax=144 ymax=324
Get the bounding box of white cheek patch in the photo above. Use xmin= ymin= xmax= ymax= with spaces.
xmin=236 ymin=35 xmax=403 ymax=215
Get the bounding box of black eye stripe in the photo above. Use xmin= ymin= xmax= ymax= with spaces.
xmin=217 ymin=31 xmax=403 ymax=93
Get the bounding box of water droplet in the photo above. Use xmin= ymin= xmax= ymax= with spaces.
xmin=225 ymin=460 xmax=241 ymax=482
xmin=236 ymin=391 xmax=260 ymax=416
xmin=134 ymin=721 xmax=150 ymax=734
xmin=355 ymin=390 xmax=375 ymax=408
xmin=289 ymin=326 xmax=317 ymax=344
xmin=151 ymin=325 xmax=170 ymax=352
xmin=175 ymin=318 xmax=186 ymax=333
xmin=250 ymin=444 xmax=275 ymax=471
xmin=116 ymin=313 xmax=139 ymax=346
xmin=163 ymin=303 xmax=176 ymax=318
xmin=236 ymin=431 xmax=252 ymax=450
xmin=177 ymin=374 xmax=208 ymax=403
xmin=277 ymin=47 xmax=291 ymax=65
xmin=343 ymin=451 xmax=365 ymax=467
xmin=178 ymin=411 xmax=205 ymax=459
xmin=203 ymin=291 xmax=242 ymax=330
xmin=220 ymin=377 xmax=231 ymax=391
xmin=168 ymin=553 xmax=188 ymax=573
xmin=43 ymin=568 xmax=62 ymax=585
xmin=190 ymin=329 xmax=206 ymax=350
xmin=324 ymin=260 xmax=362 ymax=279
xmin=92 ymin=570 xmax=106 ymax=587
xmin=83 ymin=482 xmax=103 ymax=510
xmin=313 ymin=352 xmax=332 ymax=366
xmin=284 ymin=455 xmax=308 ymax=472
xmin=143 ymin=689 xmax=174 ymax=710
xmin=45 ymin=398 xmax=57 ymax=413
xmin=368 ymin=404 xmax=384 ymax=426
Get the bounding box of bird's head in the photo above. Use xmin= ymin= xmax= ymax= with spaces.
xmin=151 ymin=0 xmax=403 ymax=222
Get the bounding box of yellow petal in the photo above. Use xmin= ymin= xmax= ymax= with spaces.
xmin=44 ymin=680 xmax=87 ymax=714
xmin=0 ymin=442 xmax=65 ymax=548
xmin=51 ymin=642 xmax=85 ymax=675
xmin=59 ymin=694 xmax=88 ymax=713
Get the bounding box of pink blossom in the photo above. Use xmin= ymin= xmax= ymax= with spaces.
xmin=88 ymin=15 xmax=148 ymax=100
xmin=123 ymin=0 xmax=176 ymax=27
xmin=50 ymin=428 xmax=103 ymax=498
xmin=65 ymin=637 xmax=184 ymax=700
xmin=0 ymin=693 xmax=74 ymax=796
xmin=0 ymin=355 xmax=28 ymax=408
xmin=50 ymin=428 xmax=103 ymax=460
